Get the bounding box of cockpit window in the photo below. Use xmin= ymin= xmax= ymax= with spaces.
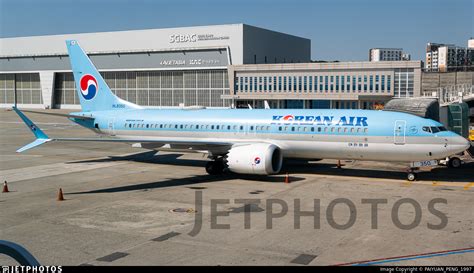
xmin=430 ymin=127 xmax=440 ymax=133
xmin=423 ymin=126 xmax=447 ymax=134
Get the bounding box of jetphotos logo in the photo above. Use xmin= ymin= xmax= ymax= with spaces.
xmin=272 ymin=115 xmax=369 ymax=126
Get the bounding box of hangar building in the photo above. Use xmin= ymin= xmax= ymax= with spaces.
xmin=0 ymin=24 xmax=311 ymax=109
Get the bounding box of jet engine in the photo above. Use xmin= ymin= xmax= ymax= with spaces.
xmin=225 ymin=143 xmax=283 ymax=175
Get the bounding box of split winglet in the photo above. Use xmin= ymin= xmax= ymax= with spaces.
xmin=13 ymin=107 xmax=52 ymax=153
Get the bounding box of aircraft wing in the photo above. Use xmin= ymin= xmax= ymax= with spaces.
xmin=13 ymin=107 xmax=233 ymax=153
xmin=17 ymin=109 xmax=94 ymax=120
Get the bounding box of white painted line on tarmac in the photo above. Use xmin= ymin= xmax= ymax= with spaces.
xmin=0 ymin=161 xmax=128 ymax=183
xmin=0 ymin=121 xmax=75 ymax=125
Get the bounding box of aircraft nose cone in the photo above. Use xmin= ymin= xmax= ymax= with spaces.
xmin=454 ymin=136 xmax=471 ymax=153
xmin=447 ymin=136 xmax=471 ymax=155
xmin=463 ymin=138 xmax=471 ymax=150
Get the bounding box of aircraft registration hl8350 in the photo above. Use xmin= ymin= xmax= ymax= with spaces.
xmin=13 ymin=40 xmax=470 ymax=181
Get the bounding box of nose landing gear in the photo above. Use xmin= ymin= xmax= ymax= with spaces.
xmin=447 ymin=157 xmax=462 ymax=168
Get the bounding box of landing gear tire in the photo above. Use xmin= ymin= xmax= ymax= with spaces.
xmin=407 ymin=172 xmax=417 ymax=181
xmin=448 ymin=157 xmax=462 ymax=168
xmin=205 ymin=160 xmax=225 ymax=175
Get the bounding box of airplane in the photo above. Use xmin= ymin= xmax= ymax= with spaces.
xmin=13 ymin=40 xmax=470 ymax=181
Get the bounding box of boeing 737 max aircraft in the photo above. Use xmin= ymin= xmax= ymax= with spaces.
xmin=13 ymin=40 xmax=470 ymax=181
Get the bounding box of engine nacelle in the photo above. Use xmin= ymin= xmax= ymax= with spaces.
xmin=225 ymin=143 xmax=283 ymax=175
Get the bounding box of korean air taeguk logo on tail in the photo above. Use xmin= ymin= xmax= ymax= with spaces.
xmin=80 ymin=74 xmax=98 ymax=100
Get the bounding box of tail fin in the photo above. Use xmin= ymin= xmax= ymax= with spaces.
xmin=66 ymin=40 xmax=141 ymax=112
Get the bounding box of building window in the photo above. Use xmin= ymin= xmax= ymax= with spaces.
xmin=369 ymin=75 xmax=373 ymax=92
xmin=394 ymin=69 xmax=413 ymax=97
xmin=308 ymin=76 xmax=312 ymax=92
xmin=235 ymin=77 xmax=239 ymax=91
xmin=325 ymin=76 xmax=329 ymax=92
xmin=381 ymin=75 xmax=385 ymax=92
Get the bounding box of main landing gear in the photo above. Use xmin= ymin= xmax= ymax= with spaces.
xmin=205 ymin=158 xmax=225 ymax=175
xmin=407 ymin=171 xmax=417 ymax=181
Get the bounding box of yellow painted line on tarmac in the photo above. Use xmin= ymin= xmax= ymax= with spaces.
xmin=464 ymin=183 xmax=474 ymax=190
xmin=401 ymin=181 xmax=412 ymax=187
xmin=308 ymin=172 xmax=470 ymax=188
xmin=411 ymin=181 xmax=471 ymax=188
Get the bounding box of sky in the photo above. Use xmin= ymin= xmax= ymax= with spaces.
xmin=0 ymin=0 xmax=472 ymax=61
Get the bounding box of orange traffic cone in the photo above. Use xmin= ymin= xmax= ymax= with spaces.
xmin=285 ymin=173 xmax=290 ymax=184
xmin=2 ymin=181 xmax=9 ymax=193
xmin=57 ymin=188 xmax=65 ymax=201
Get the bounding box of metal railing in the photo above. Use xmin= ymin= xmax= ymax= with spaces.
xmin=422 ymin=84 xmax=474 ymax=105
xmin=0 ymin=240 xmax=40 ymax=266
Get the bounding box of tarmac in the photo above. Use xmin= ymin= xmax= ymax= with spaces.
xmin=0 ymin=109 xmax=473 ymax=266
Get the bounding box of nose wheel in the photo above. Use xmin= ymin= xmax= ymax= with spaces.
xmin=447 ymin=157 xmax=462 ymax=168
